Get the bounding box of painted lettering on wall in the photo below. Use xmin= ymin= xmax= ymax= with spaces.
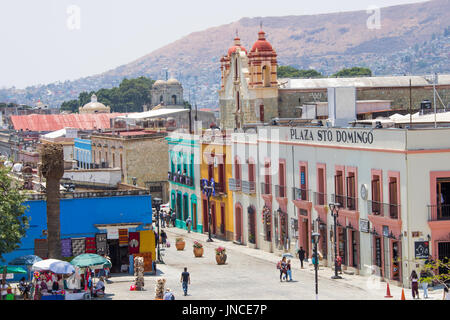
xmin=290 ymin=128 xmax=374 ymax=145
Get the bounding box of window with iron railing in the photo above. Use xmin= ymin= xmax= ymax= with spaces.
xmin=276 ymin=185 xmax=287 ymax=198
xmin=261 ymin=182 xmax=271 ymax=195
xmin=293 ymin=187 xmax=309 ymax=201
xmin=314 ymin=192 xmax=327 ymax=206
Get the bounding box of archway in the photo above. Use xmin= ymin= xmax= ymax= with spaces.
xmin=235 ymin=203 xmax=243 ymax=243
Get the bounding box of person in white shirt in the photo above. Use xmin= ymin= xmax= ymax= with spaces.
xmin=1 ymin=283 xmax=8 ymax=300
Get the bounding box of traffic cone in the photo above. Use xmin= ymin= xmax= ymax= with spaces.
xmin=401 ymin=288 xmax=406 ymax=300
xmin=384 ymin=283 xmax=393 ymax=298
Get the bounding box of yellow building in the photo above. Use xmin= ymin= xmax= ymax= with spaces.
xmin=199 ymin=130 xmax=234 ymax=241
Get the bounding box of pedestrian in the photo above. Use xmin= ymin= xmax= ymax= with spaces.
xmin=278 ymin=257 xmax=287 ymax=282
xmin=336 ymin=256 xmax=343 ymax=274
xmin=172 ymin=212 xmax=177 ymax=228
xmin=286 ymin=259 xmax=293 ymax=281
xmin=154 ymin=230 xmax=159 ymax=248
xmin=410 ymin=270 xmax=420 ymax=299
xmin=180 ymin=267 xmax=190 ymax=296
xmin=161 ymin=211 xmax=166 ymax=228
xmin=444 ymin=286 xmax=450 ymax=300
xmin=420 ymin=268 xmax=430 ymax=299
xmin=297 ymin=247 xmax=305 ymax=268
xmin=164 ymin=288 xmax=175 ymax=300
xmin=161 ymin=229 xmax=167 ymax=247
xmin=1 ymin=282 xmax=8 ymax=300
xmin=186 ymin=216 xmax=192 ymax=233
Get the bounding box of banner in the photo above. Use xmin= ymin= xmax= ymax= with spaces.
xmin=96 ymin=233 xmax=107 ymax=255
xmin=139 ymin=230 xmax=155 ymax=254
xmin=85 ymin=237 xmax=96 ymax=253
xmin=119 ymin=229 xmax=128 ymax=246
xmin=72 ymin=238 xmax=86 ymax=256
xmin=107 ymin=228 xmax=119 ymax=240
xmin=128 ymin=232 xmax=140 ymax=254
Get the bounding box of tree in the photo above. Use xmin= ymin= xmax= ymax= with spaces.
xmin=0 ymin=167 xmax=29 ymax=283
xmin=421 ymin=258 xmax=450 ymax=290
xmin=278 ymin=66 xmax=323 ymax=78
xmin=60 ymin=100 xmax=79 ymax=113
xmin=40 ymin=144 xmax=64 ymax=259
xmin=332 ymin=67 xmax=372 ymax=78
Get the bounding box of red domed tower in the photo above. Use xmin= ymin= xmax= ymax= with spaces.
xmin=220 ymin=36 xmax=247 ymax=90
xmin=248 ymin=29 xmax=278 ymax=88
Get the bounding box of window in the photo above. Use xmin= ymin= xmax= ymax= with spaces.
xmin=260 ymin=105 xmax=265 ymax=123
xmin=346 ymin=172 xmax=356 ymax=210
xmin=371 ymin=175 xmax=381 ymax=214
xmin=278 ymin=162 xmax=286 ymax=197
xmin=172 ymin=95 xmax=177 ymax=105
xmin=335 ymin=170 xmax=344 ymax=206
xmin=317 ymin=167 xmax=326 ymax=205
xmin=389 ymin=177 xmax=399 ymax=218
xmin=248 ymin=160 xmax=255 ymax=183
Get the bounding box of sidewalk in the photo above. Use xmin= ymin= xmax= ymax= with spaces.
xmin=162 ymin=226 xmax=443 ymax=300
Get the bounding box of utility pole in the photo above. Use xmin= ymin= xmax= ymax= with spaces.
xmin=433 ymin=72 xmax=437 ymax=128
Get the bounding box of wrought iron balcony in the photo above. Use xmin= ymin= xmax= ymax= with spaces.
xmin=228 ymin=178 xmax=242 ymax=191
xmin=275 ymin=185 xmax=287 ymax=198
xmin=242 ymin=181 xmax=256 ymax=194
xmin=261 ymin=182 xmax=272 ymax=195
xmin=293 ymin=187 xmax=310 ymax=201
xmin=428 ymin=204 xmax=450 ymax=221
xmin=368 ymin=200 xmax=400 ymax=219
xmin=169 ymin=172 xmax=193 ymax=187
xmin=313 ymin=192 xmax=327 ymax=206
xmin=331 ymin=194 xmax=358 ymax=211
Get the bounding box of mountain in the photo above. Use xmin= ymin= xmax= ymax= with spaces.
xmin=1 ymin=0 xmax=449 ymax=109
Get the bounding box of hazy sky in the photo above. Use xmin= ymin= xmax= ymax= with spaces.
xmin=0 ymin=0 xmax=427 ymax=88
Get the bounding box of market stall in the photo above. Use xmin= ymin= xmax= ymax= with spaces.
xmin=31 ymin=259 xmax=75 ymax=300
xmin=0 ymin=266 xmax=28 ymax=300
xmin=70 ymin=254 xmax=111 ymax=298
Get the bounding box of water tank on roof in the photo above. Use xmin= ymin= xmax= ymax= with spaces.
xmin=420 ymin=100 xmax=432 ymax=110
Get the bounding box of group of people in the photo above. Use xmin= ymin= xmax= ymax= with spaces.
xmin=157 ymin=209 xmax=177 ymax=228
xmin=277 ymin=257 xmax=293 ymax=282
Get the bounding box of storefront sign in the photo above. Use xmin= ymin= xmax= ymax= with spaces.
xmin=0 ymin=274 xmax=13 ymax=280
xmin=359 ymin=219 xmax=369 ymax=233
xmin=290 ymin=128 xmax=374 ymax=145
xmin=414 ymin=241 xmax=430 ymax=259
xmin=107 ymin=228 xmax=119 ymax=240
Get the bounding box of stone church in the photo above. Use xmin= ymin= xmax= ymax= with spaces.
xmin=150 ymin=78 xmax=184 ymax=108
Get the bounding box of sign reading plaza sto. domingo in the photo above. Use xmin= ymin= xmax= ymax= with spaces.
xmin=289 ymin=128 xmax=374 ymax=145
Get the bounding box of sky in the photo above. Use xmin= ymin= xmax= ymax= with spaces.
xmin=0 ymin=0 xmax=428 ymax=89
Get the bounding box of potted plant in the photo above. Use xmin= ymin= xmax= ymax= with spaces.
xmin=215 ymin=246 xmax=227 ymax=265
xmin=175 ymin=237 xmax=185 ymax=251
xmin=193 ymin=241 xmax=204 ymax=257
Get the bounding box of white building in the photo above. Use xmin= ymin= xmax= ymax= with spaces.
xmin=230 ymin=125 xmax=450 ymax=287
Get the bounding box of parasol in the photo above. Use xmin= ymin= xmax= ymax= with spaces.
xmin=32 ymin=259 xmax=75 ymax=274
xmin=70 ymin=254 xmax=112 ymax=268
xmin=0 ymin=266 xmax=27 ymax=274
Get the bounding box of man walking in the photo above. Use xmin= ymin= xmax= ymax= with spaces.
xmin=180 ymin=267 xmax=190 ymax=296
xmin=172 ymin=211 xmax=177 ymax=228
xmin=297 ymin=246 xmax=306 ymax=269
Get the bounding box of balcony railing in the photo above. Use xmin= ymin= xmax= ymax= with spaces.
xmin=313 ymin=192 xmax=327 ymax=206
xmin=428 ymin=204 xmax=450 ymax=221
xmin=331 ymin=194 xmax=358 ymax=211
xmin=261 ymin=182 xmax=271 ymax=195
xmin=275 ymin=185 xmax=287 ymax=198
xmin=368 ymin=200 xmax=400 ymax=219
xmin=215 ymin=182 xmax=225 ymax=194
xmin=242 ymin=181 xmax=256 ymax=194
xmin=293 ymin=187 xmax=310 ymax=201
xmin=169 ymin=172 xmax=194 ymax=187
xmin=228 ymin=178 xmax=242 ymax=191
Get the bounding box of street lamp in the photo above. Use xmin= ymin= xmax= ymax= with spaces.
xmin=329 ymin=202 xmax=342 ymax=279
xmin=201 ymin=178 xmax=216 ymax=242
xmin=153 ymin=197 xmax=164 ymax=264
xmin=312 ymin=231 xmax=320 ymax=300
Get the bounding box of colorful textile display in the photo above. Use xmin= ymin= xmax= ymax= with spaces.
xmin=139 ymin=230 xmax=154 ymax=253
xmin=96 ymin=233 xmax=107 ymax=255
xmin=71 ymin=238 xmax=86 ymax=256
xmin=85 ymin=237 xmax=96 ymax=253
xmin=128 ymin=232 xmax=140 ymax=255
xmin=119 ymin=229 xmax=128 ymax=246
xmin=61 ymin=238 xmax=72 ymax=257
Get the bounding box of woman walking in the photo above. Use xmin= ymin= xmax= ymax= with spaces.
xmin=410 ymin=270 xmax=420 ymax=299
xmin=286 ymin=259 xmax=293 ymax=282
xmin=419 ymin=268 xmax=430 ymax=299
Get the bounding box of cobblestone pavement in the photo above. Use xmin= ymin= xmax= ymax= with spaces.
xmin=103 ymin=227 xmax=444 ymax=300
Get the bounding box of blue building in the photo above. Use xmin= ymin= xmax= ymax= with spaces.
xmin=4 ymin=190 xmax=152 ymax=275
xmin=74 ymin=138 xmax=93 ymax=169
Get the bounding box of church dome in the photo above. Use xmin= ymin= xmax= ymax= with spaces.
xmin=250 ymin=30 xmax=274 ymax=53
xmin=228 ymin=37 xmax=247 ymax=56
xmin=167 ymin=78 xmax=181 ymax=86
xmin=153 ymin=80 xmax=167 ymax=87
xmin=80 ymin=94 xmax=109 ymax=113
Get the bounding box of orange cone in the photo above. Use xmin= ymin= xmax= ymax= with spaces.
xmin=384 ymin=283 xmax=393 ymax=298
xmin=401 ymin=288 xmax=406 ymax=300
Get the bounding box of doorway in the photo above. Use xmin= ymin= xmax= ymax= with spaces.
xmin=235 ymin=205 xmax=243 ymax=243
xmin=338 ymin=227 xmax=347 ymax=265
xmin=192 ymin=203 xmax=197 ymax=231
xmin=202 ymin=199 xmax=209 ymax=233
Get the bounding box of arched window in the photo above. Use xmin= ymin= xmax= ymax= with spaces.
xmin=262 ymin=65 xmax=271 ymax=87
xmin=160 ymin=95 xmax=163 ymax=103
xmin=235 ymin=58 xmax=238 ymax=80
xmin=172 ymin=95 xmax=177 ymax=105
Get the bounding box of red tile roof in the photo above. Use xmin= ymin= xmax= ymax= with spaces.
xmin=10 ymin=113 xmax=126 ymax=132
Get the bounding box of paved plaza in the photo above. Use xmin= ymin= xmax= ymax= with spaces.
xmin=103 ymin=228 xmax=444 ymax=300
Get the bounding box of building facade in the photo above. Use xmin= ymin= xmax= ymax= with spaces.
xmin=74 ymin=138 xmax=93 ymax=169
xmin=166 ymin=132 xmax=202 ymax=232
xmin=229 ymin=125 xmax=450 ymax=287
xmin=91 ymin=130 xmax=169 ymax=202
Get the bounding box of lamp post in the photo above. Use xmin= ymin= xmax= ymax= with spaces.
xmin=153 ymin=197 xmax=164 ymax=264
xmin=329 ymin=202 xmax=342 ymax=279
xmin=312 ymin=231 xmax=320 ymax=300
xmin=201 ymin=178 xmax=216 ymax=242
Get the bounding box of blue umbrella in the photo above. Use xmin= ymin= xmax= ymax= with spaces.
xmin=9 ymin=255 xmax=42 ymax=266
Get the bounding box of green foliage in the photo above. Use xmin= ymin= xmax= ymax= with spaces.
xmin=60 ymin=77 xmax=155 ymax=113
xmin=332 ymin=67 xmax=372 ymax=78
xmin=0 ymin=167 xmax=29 ymax=262
xmin=420 ymin=259 xmax=450 ymax=289
xmin=277 ymin=66 xmax=323 ymax=78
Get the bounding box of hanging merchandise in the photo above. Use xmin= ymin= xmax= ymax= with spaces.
xmin=154 ymin=278 xmax=166 ymax=300
xmin=85 ymin=237 xmax=96 ymax=253
xmin=61 ymin=238 xmax=72 ymax=257
xmin=96 ymin=233 xmax=107 ymax=255
xmin=128 ymin=232 xmax=140 ymax=255
xmin=72 ymin=238 xmax=86 ymax=257
xmin=134 ymin=256 xmax=145 ymax=290
xmin=119 ymin=229 xmax=129 ymax=247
